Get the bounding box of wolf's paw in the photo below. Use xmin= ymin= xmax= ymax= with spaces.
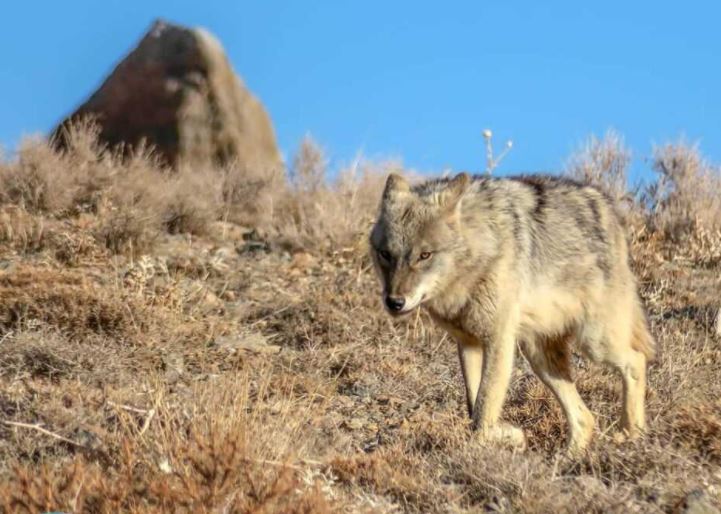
xmin=565 ymin=410 xmax=595 ymax=457
xmin=478 ymin=423 xmax=527 ymax=450
xmin=564 ymin=439 xmax=590 ymax=459
xmin=612 ymin=427 xmax=643 ymax=444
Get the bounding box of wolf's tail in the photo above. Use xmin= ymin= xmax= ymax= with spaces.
xmin=631 ymin=300 xmax=657 ymax=362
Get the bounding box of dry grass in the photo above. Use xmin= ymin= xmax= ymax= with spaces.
xmin=565 ymin=129 xmax=632 ymax=203
xmin=645 ymin=141 xmax=721 ymax=239
xmin=0 ymin=125 xmax=719 ymax=512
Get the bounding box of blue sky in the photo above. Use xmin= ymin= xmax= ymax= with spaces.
xmin=2 ymin=1 xmax=719 ymax=182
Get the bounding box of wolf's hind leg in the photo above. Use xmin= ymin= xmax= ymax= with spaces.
xmin=598 ymin=302 xmax=652 ymax=438
xmin=520 ymin=336 xmax=595 ymax=454
xmin=607 ymin=345 xmax=647 ymax=437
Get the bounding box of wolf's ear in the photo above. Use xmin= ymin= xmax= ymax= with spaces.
xmin=440 ymin=172 xmax=471 ymax=210
xmin=383 ymin=173 xmax=411 ymax=201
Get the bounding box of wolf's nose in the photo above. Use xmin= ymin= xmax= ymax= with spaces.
xmin=385 ymin=296 xmax=405 ymax=312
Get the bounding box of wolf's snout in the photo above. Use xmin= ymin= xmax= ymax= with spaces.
xmin=385 ymin=295 xmax=406 ymax=312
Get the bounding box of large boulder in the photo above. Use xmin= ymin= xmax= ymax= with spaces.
xmin=53 ymin=19 xmax=283 ymax=173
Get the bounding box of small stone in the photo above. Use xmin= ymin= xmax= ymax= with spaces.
xmin=238 ymin=240 xmax=271 ymax=255
xmin=343 ymin=418 xmax=365 ymax=431
xmin=159 ymin=458 xmax=173 ymax=474
xmin=201 ymin=290 xmax=223 ymax=310
xmin=337 ymin=396 xmax=355 ymax=409
xmin=362 ymin=435 xmax=381 ymax=453
xmin=73 ymin=429 xmax=104 ymax=451
xmin=215 ymin=332 xmax=280 ymax=354
xmin=220 ymin=290 xmax=237 ymax=302
xmin=484 ymin=495 xmax=510 ymax=512
xmin=349 ymin=383 xmax=374 ymax=399
xmin=163 ymin=353 xmax=185 ymax=384
xmin=291 ymin=252 xmax=317 ymax=271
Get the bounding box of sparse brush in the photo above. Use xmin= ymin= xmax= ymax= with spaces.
xmin=0 ymin=265 xmax=144 ymax=342
xmin=565 ymin=129 xmax=631 ymax=203
xmin=0 ymin=205 xmax=47 ymax=252
xmin=643 ymin=141 xmax=721 ymax=240
xmin=274 ymin=143 xmax=388 ymax=249
xmin=219 ymin=157 xmax=287 ymax=227
xmin=160 ymin=167 xmax=223 ymax=236
xmin=0 ymin=138 xmax=75 ymax=213
xmin=291 ymin=134 xmax=327 ymax=193
xmin=0 ymin=120 xmax=287 ymax=253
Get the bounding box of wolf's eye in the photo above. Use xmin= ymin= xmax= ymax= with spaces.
xmin=419 ymin=251 xmax=432 ymax=261
xmin=378 ymin=250 xmax=392 ymax=262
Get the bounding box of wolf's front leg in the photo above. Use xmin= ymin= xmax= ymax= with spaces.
xmin=471 ymin=323 xmax=525 ymax=448
xmin=457 ymin=340 xmax=483 ymax=417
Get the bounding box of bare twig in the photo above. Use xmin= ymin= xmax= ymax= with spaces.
xmin=3 ymin=420 xmax=83 ymax=447
xmin=244 ymin=457 xmax=325 ymax=472
xmin=247 ymin=305 xmax=293 ymax=327
xmin=138 ymin=405 xmax=157 ymax=437
xmin=107 ymin=400 xmax=151 ymax=415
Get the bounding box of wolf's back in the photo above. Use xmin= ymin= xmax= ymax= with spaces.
xmin=466 ymin=175 xmax=627 ymax=278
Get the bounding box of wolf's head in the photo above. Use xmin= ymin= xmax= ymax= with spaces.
xmin=369 ymin=172 xmax=471 ymax=316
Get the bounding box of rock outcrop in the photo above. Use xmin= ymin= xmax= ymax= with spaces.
xmin=53 ymin=19 xmax=283 ymax=173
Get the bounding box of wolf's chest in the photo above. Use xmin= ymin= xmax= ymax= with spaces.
xmin=425 ymin=306 xmax=492 ymax=346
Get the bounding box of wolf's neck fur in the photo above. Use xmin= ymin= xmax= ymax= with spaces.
xmin=422 ymin=179 xmax=522 ymax=323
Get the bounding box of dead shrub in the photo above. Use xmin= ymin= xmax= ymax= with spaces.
xmin=0 ymin=265 xmax=143 ymax=342
xmin=565 ymin=129 xmax=631 ymax=203
xmin=219 ymin=157 xmax=287 ymax=227
xmin=94 ymin=204 xmax=160 ymax=255
xmin=0 ymin=327 xmax=127 ymax=385
xmin=0 ymin=120 xmax=114 ymax=215
xmin=643 ymin=141 xmax=721 ymax=240
xmin=0 ymin=139 xmax=74 ymax=214
xmin=48 ymin=220 xmax=108 ymax=266
xmin=160 ymin=167 xmax=222 ymax=236
xmin=0 ymin=329 xmax=78 ymax=380
xmin=0 ymin=122 xmax=275 ymax=254
xmin=671 ymin=400 xmax=721 ymax=462
xmin=272 ymin=153 xmax=388 ymax=248
xmin=291 ymin=134 xmax=327 ymax=193
xmin=0 ymin=206 xmax=46 ymax=253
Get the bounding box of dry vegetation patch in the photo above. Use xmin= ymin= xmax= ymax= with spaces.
xmin=0 ymin=127 xmax=719 ymax=512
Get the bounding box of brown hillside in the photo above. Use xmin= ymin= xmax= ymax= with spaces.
xmin=0 ymin=128 xmax=720 ymax=512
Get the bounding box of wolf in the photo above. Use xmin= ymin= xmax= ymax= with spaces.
xmin=369 ymin=172 xmax=655 ymax=453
